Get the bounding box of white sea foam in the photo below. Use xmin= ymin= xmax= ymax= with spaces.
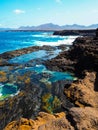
xmin=35 ymin=36 xmax=78 ymax=46
xmin=33 ymin=34 xmax=68 ymax=39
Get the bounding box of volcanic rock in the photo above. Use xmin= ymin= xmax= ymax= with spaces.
xmin=64 ymin=72 xmax=98 ymax=107
xmin=0 ymin=84 xmax=42 ymax=130
xmin=96 ymin=28 xmax=98 ymax=37
xmin=67 ymin=107 xmax=98 ymax=130
xmin=53 ymin=29 xmax=96 ymax=36
xmin=45 ymin=34 xmax=98 ymax=77
xmin=4 ymin=107 xmax=98 ymax=130
xmin=4 ymin=112 xmax=74 ymax=130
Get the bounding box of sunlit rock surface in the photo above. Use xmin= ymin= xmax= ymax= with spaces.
xmin=4 ymin=112 xmax=74 ymax=130
xmin=64 ymin=72 xmax=98 ymax=107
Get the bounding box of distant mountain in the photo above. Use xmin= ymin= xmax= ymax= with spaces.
xmin=18 ymin=23 xmax=61 ymax=30
xmin=62 ymin=24 xmax=86 ymax=29
xmin=0 ymin=23 xmax=98 ymax=31
xmin=35 ymin=23 xmax=61 ymax=30
xmin=18 ymin=23 xmax=98 ymax=30
xmin=87 ymin=24 xmax=98 ymax=29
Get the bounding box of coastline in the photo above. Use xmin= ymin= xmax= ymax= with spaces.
xmin=0 ymin=29 xmax=98 ymax=130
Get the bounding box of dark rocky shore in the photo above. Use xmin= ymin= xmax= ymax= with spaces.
xmin=45 ymin=32 xmax=98 ymax=77
xmin=53 ymin=29 xmax=96 ymax=36
xmin=1 ymin=29 xmax=98 ymax=130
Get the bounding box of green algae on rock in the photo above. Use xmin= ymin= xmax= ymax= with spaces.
xmin=42 ymin=93 xmax=61 ymax=114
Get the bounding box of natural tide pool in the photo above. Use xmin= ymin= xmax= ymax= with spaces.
xmin=0 ymin=64 xmax=75 ymax=99
xmin=0 ymin=62 xmax=76 ymax=113
xmin=0 ymin=31 xmax=78 ymax=113
xmin=8 ymin=49 xmax=61 ymax=64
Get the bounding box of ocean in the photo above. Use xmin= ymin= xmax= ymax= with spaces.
xmin=0 ymin=31 xmax=77 ymax=54
xmin=0 ymin=31 xmax=77 ymax=112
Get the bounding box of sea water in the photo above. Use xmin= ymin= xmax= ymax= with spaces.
xmin=0 ymin=31 xmax=78 ymax=54
xmin=0 ymin=31 xmax=78 ymax=102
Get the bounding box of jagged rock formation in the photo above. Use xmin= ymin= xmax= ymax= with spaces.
xmin=0 ymin=84 xmax=42 ymax=130
xmin=4 ymin=107 xmax=98 ymax=130
xmin=4 ymin=112 xmax=74 ymax=130
xmin=45 ymin=35 xmax=98 ymax=77
xmin=68 ymin=107 xmax=98 ymax=130
xmin=64 ymin=72 xmax=98 ymax=107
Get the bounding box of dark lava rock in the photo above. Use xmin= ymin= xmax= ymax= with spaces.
xmin=71 ymin=37 xmax=98 ymax=76
xmin=53 ymin=29 xmax=96 ymax=36
xmin=45 ymin=29 xmax=98 ymax=77
xmin=96 ymin=28 xmax=98 ymax=37
xmin=0 ymin=83 xmax=42 ymax=130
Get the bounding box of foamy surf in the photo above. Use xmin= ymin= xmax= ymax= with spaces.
xmin=35 ymin=36 xmax=78 ymax=46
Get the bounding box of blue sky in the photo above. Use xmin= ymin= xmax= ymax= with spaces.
xmin=0 ymin=0 xmax=98 ymax=28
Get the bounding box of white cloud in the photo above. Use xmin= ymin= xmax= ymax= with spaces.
xmin=0 ymin=24 xmax=2 ymax=26
xmin=14 ymin=9 xmax=25 ymax=14
xmin=55 ymin=0 xmax=62 ymax=3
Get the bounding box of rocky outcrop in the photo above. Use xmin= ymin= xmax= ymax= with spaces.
xmin=53 ymin=29 xmax=96 ymax=36
xmin=69 ymin=36 xmax=98 ymax=76
xmin=45 ymin=35 xmax=98 ymax=77
xmin=4 ymin=112 xmax=74 ymax=130
xmin=4 ymin=107 xmax=98 ymax=130
xmin=0 ymin=84 xmax=42 ymax=130
xmin=68 ymin=107 xmax=98 ymax=130
xmin=64 ymin=72 xmax=98 ymax=107
xmin=96 ymin=28 xmax=98 ymax=37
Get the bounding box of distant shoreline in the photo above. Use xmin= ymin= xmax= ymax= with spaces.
xmin=0 ymin=29 xmax=96 ymax=36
